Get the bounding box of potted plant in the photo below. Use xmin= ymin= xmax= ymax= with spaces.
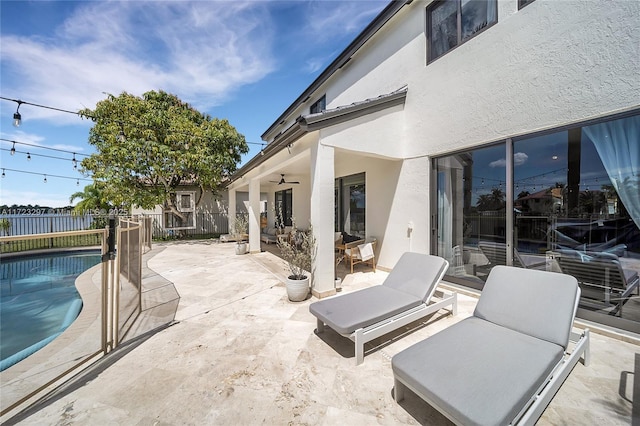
xmin=233 ymin=214 xmax=249 ymax=255
xmin=277 ymin=223 xmax=316 ymax=302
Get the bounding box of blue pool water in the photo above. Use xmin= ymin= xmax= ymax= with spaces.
xmin=0 ymin=251 xmax=101 ymax=370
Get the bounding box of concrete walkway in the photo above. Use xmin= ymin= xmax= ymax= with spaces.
xmin=4 ymin=241 xmax=639 ymax=425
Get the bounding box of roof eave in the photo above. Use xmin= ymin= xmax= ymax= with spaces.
xmin=260 ymin=0 xmax=412 ymax=141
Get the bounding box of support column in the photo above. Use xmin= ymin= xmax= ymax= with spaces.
xmin=249 ymin=178 xmax=261 ymax=253
xmin=310 ymin=141 xmax=336 ymax=298
xmin=228 ymin=189 xmax=236 ymax=236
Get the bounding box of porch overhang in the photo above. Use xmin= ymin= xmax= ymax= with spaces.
xmin=227 ymin=86 xmax=408 ymax=186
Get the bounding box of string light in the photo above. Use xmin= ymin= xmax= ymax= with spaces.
xmin=1 ymin=96 xmax=266 ymax=148
xmin=13 ymin=101 xmax=23 ymax=127
xmin=2 ymin=169 xmax=5 ymax=178
xmin=10 ymin=142 xmax=16 ymax=155
xmin=0 ymin=147 xmax=90 ymax=170
xmin=1 ymin=168 xmax=92 ymax=183
xmin=1 ymin=138 xmax=90 ymax=158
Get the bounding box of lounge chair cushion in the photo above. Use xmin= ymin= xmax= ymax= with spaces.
xmin=474 ymin=265 xmax=578 ymax=348
xmin=392 ymin=316 xmax=564 ymax=426
xmin=309 ymin=285 xmax=422 ymax=335
xmin=383 ymin=252 xmax=448 ymax=302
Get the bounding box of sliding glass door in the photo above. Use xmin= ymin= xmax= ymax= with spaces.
xmin=335 ymin=173 xmax=366 ymax=239
xmin=434 ymin=112 xmax=640 ymax=332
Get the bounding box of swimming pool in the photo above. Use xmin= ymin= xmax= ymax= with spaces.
xmin=0 ymin=251 xmax=101 ymax=370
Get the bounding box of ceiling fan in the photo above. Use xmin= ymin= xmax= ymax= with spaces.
xmin=270 ymin=174 xmax=300 ymax=185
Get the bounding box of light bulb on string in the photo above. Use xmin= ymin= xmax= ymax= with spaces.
xmin=27 ymin=152 xmax=31 ymax=161
xmin=76 ymin=179 xmax=80 ymax=186
xmin=10 ymin=142 xmax=16 ymax=155
xmin=13 ymin=102 xmax=22 ymax=127
xmin=43 ymin=174 xmax=47 ymax=183
xmin=2 ymin=169 xmax=5 ymax=178
xmin=72 ymin=154 xmax=77 ymax=169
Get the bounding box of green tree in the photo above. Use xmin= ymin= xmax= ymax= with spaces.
xmin=79 ymin=90 xmax=248 ymax=224
xmin=69 ymin=183 xmax=111 ymax=214
xmin=476 ymin=188 xmax=505 ymax=211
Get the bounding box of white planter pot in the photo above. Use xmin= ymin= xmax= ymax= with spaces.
xmin=235 ymin=242 xmax=248 ymax=255
xmin=334 ymin=277 xmax=342 ymax=292
xmin=285 ymin=276 xmax=309 ymax=302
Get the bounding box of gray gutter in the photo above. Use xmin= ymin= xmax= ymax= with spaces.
xmin=260 ymin=0 xmax=412 ymax=141
xmin=301 ymin=85 xmax=408 ymax=131
xmin=228 ymin=86 xmax=408 ymax=186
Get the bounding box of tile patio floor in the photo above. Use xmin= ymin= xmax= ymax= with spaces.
xmin=3 ymin=240 xmax=639 ymax=425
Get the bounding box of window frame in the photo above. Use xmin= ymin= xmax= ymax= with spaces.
xmin=430 ymin=109 xmax=640 ymax=333
xmin=275 ymin=188 xmax=293 ymax=227
xmin=518 ymin=0 xmax=536 ymax=10
xmin=310 ymin=95 xmax=326 ymax=114
xmin=426 ymin=0 xmax=498 ymax=64
xmin=163 ymin=190 xmax=196 ymax=230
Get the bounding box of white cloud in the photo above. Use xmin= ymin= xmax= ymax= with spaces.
xmin=490 ymin=152 xmax=529 ymax=168
xmin=1 ymin=1 xmax=277 ymax=124
xmin=305 ymin=1 xmax=386 ymax=42
xmin=514 ymin=152 xmax=529 ymax=166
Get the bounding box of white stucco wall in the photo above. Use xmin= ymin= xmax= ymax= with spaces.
xmin=309 ymin=0 xmax=639 ymax=268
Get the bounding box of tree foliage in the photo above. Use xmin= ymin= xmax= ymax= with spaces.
xmin=476 ymin=188 xmax=505 ymax=211
xmin=79 ymin=91 xmax=248 ymax=220
xmin=69 ymin=183 xmax=112 ymax=214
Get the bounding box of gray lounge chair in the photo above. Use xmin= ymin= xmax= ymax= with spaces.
xmin=555 ymin=250 xmax=639 ymax=316
xmin=309 ymin=252 xmax=456 ymax=365
xmin=392 ymin=265 xmax=590 ymax=426
xmin=478 ymin=241 xmax=546 ymax=270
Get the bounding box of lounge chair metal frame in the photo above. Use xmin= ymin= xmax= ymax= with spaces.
xmin=316 ymin=291 xmax=457 ymax=365
xmin=555 ymin=252 xmax=639 ymax=316
xmin=478 ymin=240 xmax=547 ymax=270
xmin=393 ymin=324 xmax=589 ymax=426
xmin=392 ymin=266 xmax=590 ymax=426
xmin=311 ymin=252 xmax=456 ymax=365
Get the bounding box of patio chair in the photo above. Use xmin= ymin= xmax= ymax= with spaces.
xmin=309 ymin=252 xmax=456 ymax=365
xmin=555 ymin=250 xmax=639 ymax=316
xmin=478 ymin=241 xmax=546 ymax=270
xmin=343 ymin=238 xmax=377 ymax=273
xmin=392 ymin=265 xmax=590 ymax=426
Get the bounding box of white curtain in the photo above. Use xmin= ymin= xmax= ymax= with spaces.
xmin=438 ymin=171 xmax=454 ymax=266
xmin=582 ymin=115 xmax=640 ymax=229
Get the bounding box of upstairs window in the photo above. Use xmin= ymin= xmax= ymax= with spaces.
xmin=518 ymin=0 xmax=536 ymax=10
xmin=427 ymin=0 xmax=497 ymax=63
xmin=310 ymin=95 xmax=326 ymax=114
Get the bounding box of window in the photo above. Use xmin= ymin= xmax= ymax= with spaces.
xmin=164 ymin=191 xmax=196 ymax=230
xmin=310 ymin=95 xmax=326 ymax=114
xmin=275 ymin=188 xmax=293 ymax=227
xmin=518 ymin=0 xmax=536 ymax=10
xmin=433 ymin=112 xmax=640 ymax=332
xmin=427 ymin=0 xmax=498 ymax=62
xmin=335 ymin=173 xmax=366 ymax=238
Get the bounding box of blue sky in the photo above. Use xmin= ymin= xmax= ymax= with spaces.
xmin=0 ymin=0 xmax=387 ymax=208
